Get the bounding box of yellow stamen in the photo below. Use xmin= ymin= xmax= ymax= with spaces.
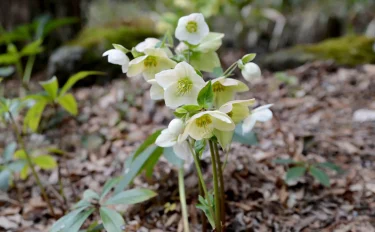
xmin=144 ymin=56 xmax=157 ymax=67
xmin=186 ymin=21 xmax=198 ymax=33
xmin=196 ymin=115 xmax=212 ymax=128
xmin=177 ymin=77 xmax=193 ymax=96
xmin=213 ymin=82 xmax=226 ymax=92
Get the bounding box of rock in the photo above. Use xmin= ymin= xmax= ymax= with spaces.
xmin=353 ymin=109 xmax=375 ymax=122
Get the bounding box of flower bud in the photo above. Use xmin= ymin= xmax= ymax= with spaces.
xmin=241 ymin=62 xmax=261 ymax=82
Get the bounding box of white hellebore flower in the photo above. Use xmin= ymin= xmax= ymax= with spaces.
xmin=182 ymin=111 xmax=235 ymax=141
xmin=212 ymin=77 xmax=249 ymax=107
xmin=175 ymin=13 xmax=209 ymax=45
xmin=147 ymin=80 xmax=164 ymax=100
xmin=155 ymin=61 xmax=205 ymax=109
xmin=241 ymin=62 xmax=261 ymax=82
xmin=102 ymin=49 xmax=129 ymax=73
xmin=155 ymin=119 xmax=191 ymax=161
xmin=242 ymin=104 xmax=273 ymax=133
xmin=127 ymin=48 xmax=176 ymax=80
xmin=135 ymin=38 xmax=161 ymax=52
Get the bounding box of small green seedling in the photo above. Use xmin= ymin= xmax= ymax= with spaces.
xmin=51 ymin=177 xmax=156 ymax=232
xmin=274 ymin=158 xmax=343 ymax=187
xmin=24 ymin=71 xmax=103 ymax=132
xmin=0 ymin=142 xmax=24 ymax=191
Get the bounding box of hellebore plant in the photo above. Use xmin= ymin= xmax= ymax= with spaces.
xmin=103 ymin=13 xmax=272 ymax=231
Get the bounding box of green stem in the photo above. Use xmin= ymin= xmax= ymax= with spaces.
xmin=223 ymin=62 xmax=238 ymax=77
xmin=8 ymin=112 xmax=56 ymax=217
xmin=209 ymin=140 xmax=221 ymax=231
xmin=198 ymin=180 xmax=207 ymax=232
xmin=188 ymin=142 xmax=215 ymax=223
xmin=23 ymin=55 xmax=35 ymax=86
xmin=178 ymin=168 xmax=190 ymax=232
xmin=214 ymin=142 xmax=225 ymax=228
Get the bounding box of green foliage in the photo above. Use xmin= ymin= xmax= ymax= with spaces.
xmin=196 ymin=194 xmax=215 ymax=228
xmin=163 ymin=147 xmax=184 ymax=168
xmin=52 ymin=177 xmax=156 ymax=232
xmin=198 ymin=81 xmax=214 ymax=109
xmin=276 ymin=158 xmax=343 ymax=187
xmin=174 ymin=104 xmax=202 ymax=119
xmin=115 ymin=130 xmax=162 ymax=194
xmin=274 ymin=72 xmax=298 ymax=86
xmin=190 ymin=51 xmax=221 ymax=72
xmin=23 ymin=71 xmax=103 ymax=132
xmin=242 ymin=53 xmax=256 ymax=63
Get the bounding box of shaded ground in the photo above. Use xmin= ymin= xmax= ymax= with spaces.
xmin=1 ymin=62 xmax=375 ymax=231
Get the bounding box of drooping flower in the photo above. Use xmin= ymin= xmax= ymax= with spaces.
xmin=147 ymin=80 xmax=164 ymax=100
xmin=195 ymin=32 xmax=224 ymax=53
xmin=127 ymin=48 xmax=176 ymax=80
xmin=102 ymin=49 xmax=129 ymax=73
xmin=175 ymin=13 xmax=209 ymax=45
xmin=219 ymin=99 xmax=255 ymax=124
xmin=181 ymin=111 xmax=235 ymax=141
xmin=242 ymin=104 xmax=273 ymax=133
xmin=155 ymin=119 xmax=191 ymax=161
xmin=241 ymin=62 xmax=261 ymax=82
xmin=155 ymin=61 xmax=205 ymax=109
xmin=135 ymin=38 xmax=161 ymax=52
xmin=212 ymin=77 xmax=249 ymax=107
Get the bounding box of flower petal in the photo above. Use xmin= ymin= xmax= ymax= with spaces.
xmin=173 ymin=141 xmax=192 ymax=162
xmin=127 ymin=56 xmax=147 ymax=77
xmin=155 ymin=130 xmax=176 ymax=147
xmin=148 ymin=80 xmax=164 ymax=100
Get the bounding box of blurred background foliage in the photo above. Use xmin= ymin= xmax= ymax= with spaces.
xmin=0 ymin=0 xmax=374 ymax=80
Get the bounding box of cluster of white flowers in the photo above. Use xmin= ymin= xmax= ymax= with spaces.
xmin=103 ymin=13 xmax=273 ymax=161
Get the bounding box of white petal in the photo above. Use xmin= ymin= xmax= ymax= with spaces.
xmin=103 ymin=49 xmax=128 ymax=65
xmin=135 ymin=38 xmax=160 ymax=52
xmin=164 ymin=83 xmax=199 ymax=109
xmin=210 ymin=111 xmax=234 ymax=125
xmin=173 ymin=141 xmax=191 ymax=161
xmin=175 ymin=62 xmax=205 ymax=85
xmin=155 ymin=130 xmax=176 ymax=147
xmin=242 ymin=116 xmax=257 ymax=134
xmin=168 ymin=118 xmax=184 ymax=135
xmin=252 ymin=108 xmax=273 ymax=122
xmin=155 ymin=69 xmax=178 ymax=89
xmin=144 ymin=48 xmax=168 ymax=58
xmin=148 ymin=80 xmax=164 ymax=100
xmin=127 ymin=56 xmax=147 ymax=77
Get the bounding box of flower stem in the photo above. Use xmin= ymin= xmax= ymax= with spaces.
xmin=8 ymin=112 xmax=56 ymax=217
xmin=223 ymin=62 xmax=238 ymax=77
xmin=198 ymin=181 xmax=207 ymax=232
xmin=214 ymin=142 xmax=225 ymax=229
xmin=178 ymin=168 xmax=190 ymax=232
xmin=208 ymin=140 xmax=221 ymax=231
xmin=188 ymin=142 xmax=215 ymax=225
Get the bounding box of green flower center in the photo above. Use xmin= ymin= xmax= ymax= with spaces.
xmin=177 ymin=77 xmax=193 ymax=96
xmin=213 ymin=82 xmax=226 ymax=92
xmin=144 ymin=56 xmax=157 ymax=67
xmin=227 ymin=111 xmax=233 ymax=118
xmin=186 ymin=21 xmax=198 ymax=33
xmin=196 ymin=115 xmax=212 ymax=128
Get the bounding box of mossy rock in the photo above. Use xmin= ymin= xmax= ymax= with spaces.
xmin=262 ymin=35 xmax=375 ymax=71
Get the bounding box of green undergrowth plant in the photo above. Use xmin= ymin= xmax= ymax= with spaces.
xmin=0 ymin=15 xmax=78 ymax=91
xmin=274 ymin=158 xmax=343 ymax=187
xmin=51 ymin=177 xmax=156 ymax=232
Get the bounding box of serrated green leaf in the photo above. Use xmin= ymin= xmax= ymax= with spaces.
xmin=33 ymin=155 xmax=57 ymax=170
xmin=242 ymin=53 xmax=256 ymax=63
xmin=40 ymin=76 xmax=59 ymax=100
xmin=59 ymin=71 xmax=104 ymax=96
xmin=50 ymin=207 xmax=88 ymax=232
xmin=286 ymin=166 xmax=306 ymax=182
xmin=309 ymin=166 xmax=330 ymax=187
xmin=317 ymin=162 xmax=343 ymax=173
xmin=57 ymin=93 xmax=78 ymax=116
xmin=83 ymin=189 xmax=100 ymax=201
xmin=24 ymin=99 xmax=47 ymax=132
xmin=115 ymin=145 xmax=159 ymax=194
xmin=232 ymin=123 xmax=257 ymax=146
xmin=68 ymin=208 xmax=95 ymax=232
xmin=0 ymin=53 xmax=19 ymax=65
xmin=3 ymin=142 xmax=17 ymax=162
xmin=100 ymin=207 xmax=125 ymax=232
xmin=273 ymin=158 xmax=296 ymax=165
xmin=100 ymin=177 xmax=122 ymax=200
xmin=163 ymin=147 xmax=184 ymax=168
xmin=20 ymin=39 xmax=43 ymax=56
xmin=197 ymin=81 xmax=213 ymax=109
xmin=104 ymin=188 xmax=156 ymax=206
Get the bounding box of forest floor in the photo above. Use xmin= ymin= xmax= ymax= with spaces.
xmin=1 ymin=61 xmax=375 ymax=232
